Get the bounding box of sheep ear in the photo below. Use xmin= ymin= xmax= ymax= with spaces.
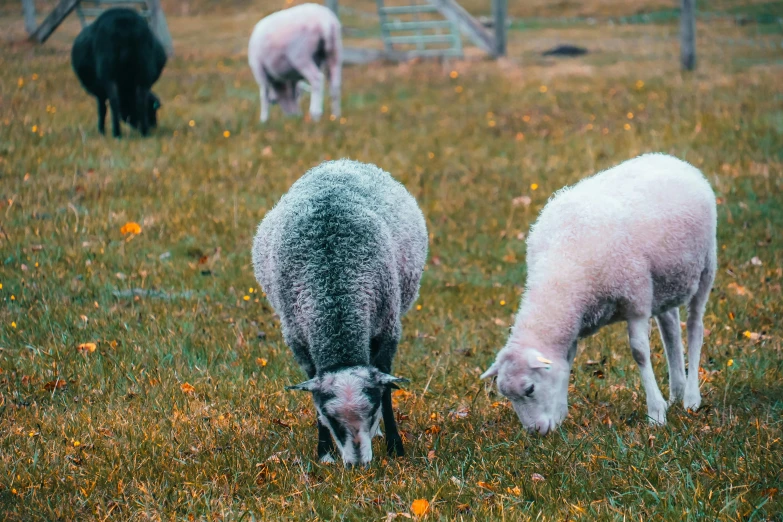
xmin=286 ymin=378 xmax=319 ymax=392
xmin=376 ymin=373 xmax=408 ymax=387
xmin=527 ymin=351 xmax=553 ymax=370
xmin=480 ymin=361 xmax=500 ymax=379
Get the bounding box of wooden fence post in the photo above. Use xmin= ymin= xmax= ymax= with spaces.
xmin=680 ymin=0 xmax=696 ymax=70
xmin=29 ymin=0 xmax=81 ymax=43
xmin=147 ymin=0 xmax=174 ymax=56
xmin=22 ymin=0 xmax=37 ymax=34
xmin=492 ymin=0 xmax=507 ymax=57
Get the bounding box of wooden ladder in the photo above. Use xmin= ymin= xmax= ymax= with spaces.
xmin=376 ymin=0 xmax=462 ymax=58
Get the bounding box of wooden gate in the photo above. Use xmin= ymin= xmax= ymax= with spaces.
xmin=376 ymin=1 xmax=462 ymax=58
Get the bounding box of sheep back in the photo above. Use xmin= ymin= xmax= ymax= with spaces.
xmin=252 ymin=160 xmax=428 ymax=373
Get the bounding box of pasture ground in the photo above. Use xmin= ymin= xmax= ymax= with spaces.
xmin=1 ymin=1 xmax=782 ymax=519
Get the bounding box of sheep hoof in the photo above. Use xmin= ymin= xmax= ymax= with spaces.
xmin=319 ymin=453 xmax=335 ymax=464
xmin=647 ymin=402 xmax=667 ymax=426
xmin=683 ymin=391 xmax=701 ymax=411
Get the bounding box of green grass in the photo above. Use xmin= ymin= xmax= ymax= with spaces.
xmin=1 ymin=8 xmax=783 ymax=521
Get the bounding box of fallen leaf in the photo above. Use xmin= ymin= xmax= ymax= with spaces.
xmin=493 ymin=318 xmax=507 ymax=326
xmin=477 ymin=481 xmax=494 ymax=490
xmin=77 ymin=342 xmax=97 ymax=353
xmin=180 ymin=382 xmax=195 ymax=393
xmin=750 ymin=256 xmax=763 ymax=266
xmin=727 ymin=282 xmax=752 ymax=297
xmin=256 ymin=357 xmax=268 ymax=367
xmin=120 ymin=222 xmax=142 ymax=235
xmin=44 ymin=379 xmax=67 ymax=391
xmin=427 ymin=450 xmax=436 ymax=461
xmin=512 ymin=195 xmax=531 ymax=207
xmin=410 ymin=499 xmax=429 ymax=517
xmin=262 ymin=146 xmax=273 ymax=157
xmin=531 ymin=473 xmax=545 ymax=482
xmin=507 ymin=485 xmax=521 ymax=495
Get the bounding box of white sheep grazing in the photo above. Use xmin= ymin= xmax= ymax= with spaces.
xmin=252 ymin=159 xmax=428 ymax=467
xmin=248 ymin=3 xmax=342 ymax=123
xmin=481 ymin=153 xmax=717 ymax=433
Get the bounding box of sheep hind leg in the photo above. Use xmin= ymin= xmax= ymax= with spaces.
xmin=326 ymin=48 xmax=341 ymax=119
xmin=628 ymin=317 xmax=667 ymax=426
xmin=107 ymin=82 xmax=122 ymax=138
xmin=655 ymin=308 xmax=686 ymax=405
xmin=684 ymin=266 xmax=715 ymax=411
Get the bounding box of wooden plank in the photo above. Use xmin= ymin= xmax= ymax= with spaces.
xmin=379 ymin=5 xmax=439 ymax=15
xmin=22 ymin=0 xmax=37 ymax=34
xmin=492 ymin=0 xmax=507 ymax=57
xmin=389 ymin=34 xmax=455 ymax=44
xmin=680 ymin=0 xmax=696 ymax=70
xmin=343 ymin=46 xmax=460 ymax=64
xmin=30 ymin=0 xmax=82 ymax=43
xmin=147 ymin=0 xmax=173 ymax=56
xmin=382 ymin=20 xmax=453 ymax=31
xmin=426 ymin=0 xmax=493 ymax=54
xmin=78 ymin=7 xmax=151 ymax=17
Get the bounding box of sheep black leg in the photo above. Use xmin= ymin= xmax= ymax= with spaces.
xmin=372 ymin=333 xmax=405 ymax=458
xmin=301 ymin=361 xmax=335 ymax=462
xmin=107 ymin=82 xmax=122 ymax=138
xmin=136 ymin=87 xmax=150 ymax=137
xmin=97 ymin=97 xmax=107 ymax=135
xmin=317 ymin=420 xmax=336 ymax=463
xmin=381 ymin=386 xmax=404 ymax=457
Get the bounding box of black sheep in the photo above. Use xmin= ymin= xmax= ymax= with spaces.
xmin=71 ymin=8 xmax=166 ymax=138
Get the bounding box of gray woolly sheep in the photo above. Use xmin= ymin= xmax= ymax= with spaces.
xmin=482 ymin=153 xmax=717 ymax=433
xmin=252 ymin=159 xmax=428 ymax=466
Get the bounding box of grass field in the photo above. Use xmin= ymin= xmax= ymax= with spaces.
xmin=1 ymin=1 xmax=783 ymax=520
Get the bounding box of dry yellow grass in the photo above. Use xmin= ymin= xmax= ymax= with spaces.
xmin=1 ymin=1 xmax=782 ymax=520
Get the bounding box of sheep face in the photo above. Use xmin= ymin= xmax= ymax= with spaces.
xmin=268 ymin=82 xmax=302 ymax=116
xmin=288 ymin=367 xmax=406 ymax=467
xmin=482 ymin=349 xmax=569 ymax=435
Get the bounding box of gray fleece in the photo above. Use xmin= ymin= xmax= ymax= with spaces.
xmin=252 ymin=159 xmax=428 ymax=377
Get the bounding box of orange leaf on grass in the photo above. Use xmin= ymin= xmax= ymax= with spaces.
xmin=180 ymin=382 xmax=195 ymax=393
xmin=44 ymin=379 xmax=67 ymax=391
xmin=77 ymin=342 xmax=97 ymax=353
xmin=411 ymin=499 xmax=429 ymax=516
xmin=120 ymin=222 xmax=142 ymax=235
xmin=727 ymin=282 xmax=752 ymax=297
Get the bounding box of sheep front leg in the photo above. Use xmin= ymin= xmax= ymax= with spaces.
xmin=297 ymin=63 xmax=324 ymax=122
xmin=96 ymin=97 xmax=107 ymax=135
xmin=371 ymin=335 xmax=404 ymax=458
xmin=259 ymin=82 xmax=270 ymax=123
xmin=107 ymin=82 xmax=122 ymax=138
xmin=136 ymin=87 xmax=150 ymax=137
xmin=628 ymin=317 xmax=667 ymax=425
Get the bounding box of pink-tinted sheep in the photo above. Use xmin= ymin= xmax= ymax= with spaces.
xmin=482 ymin=154 xmax=717 ymax=433
xmin=248 ymin=3 xmax=342 ymax=123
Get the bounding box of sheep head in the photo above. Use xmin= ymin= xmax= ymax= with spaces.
xmin=481 ymin=347 xmax=569 ymax=435
xmin=288 ymin=366 xmax=407 ymax=467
